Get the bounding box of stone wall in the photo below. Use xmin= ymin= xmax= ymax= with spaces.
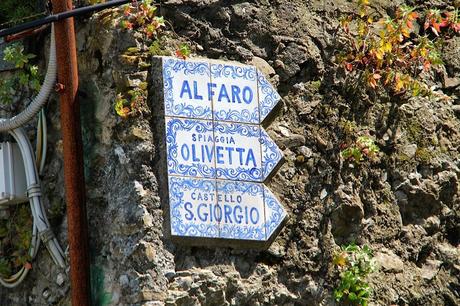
xmin=1 ymin=0 xmax=459 ymax=305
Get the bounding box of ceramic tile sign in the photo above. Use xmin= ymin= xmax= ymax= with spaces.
xmin=160 ymin=56 xmax=287 ymax=244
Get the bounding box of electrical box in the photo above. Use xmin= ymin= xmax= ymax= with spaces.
xmin=0 ymin=142 xmax=28 ymax=206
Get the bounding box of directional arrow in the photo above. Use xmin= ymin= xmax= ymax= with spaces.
xmin=258 ymin=72 xmax=281 ymax=124
xmin=159 ymin=56 xmax=287 ymax=243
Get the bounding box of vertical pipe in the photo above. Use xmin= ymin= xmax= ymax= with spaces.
xmin=51 ymin=1 xmax=91 ymax=305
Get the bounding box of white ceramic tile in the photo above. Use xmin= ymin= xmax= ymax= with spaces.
xmin=169 ymin=176 xmax=219 ymax=238
xmin=260 ymin=128 xmax=283 ymax=181
xmin=213 ymin=121 xmax=263 ymax=182
xmin=210 ymin=62 xmax=260 ymax=124
xmin=163 ymin=57 xmax=212 ymax=119
xmin=165 ymin=117 xmax=216 ymax=178
xmin=258 ymin=70 xmax=281 ymax=123
xmin=217 ymin=180 xmax=266 ymax=241
xmin=263 ymin=185 xmax=287 ymax=241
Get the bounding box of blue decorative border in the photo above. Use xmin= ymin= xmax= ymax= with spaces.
xmin=218 ymin=181 xmax=265 ymax=240
xmin=214 ymin=122 xmax=262 ymax=182
xmin=260 ymin=128 xmax=283 ymax=181
xmin=166 ymin=118 xmax=215 ymax=178
xmin=258 ymin=72 xmax=281 ymax=122
xmin=169 ymin=177 xmax=219 ymax=238
xmin=211 ymin=63 xmax=259 ymax=124
xmin=163 ymin=57 xmax=212 ymax=119
xmin=214 ymin=108 xmax=259 ymax=124
xmin=210 ymin=63 xmax=257 ymax=81
xmin=263 ymin=186 xmax=287 ymax=240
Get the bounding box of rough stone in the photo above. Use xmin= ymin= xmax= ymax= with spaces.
xmin=375 ymin=249 xmax=404 ymax=273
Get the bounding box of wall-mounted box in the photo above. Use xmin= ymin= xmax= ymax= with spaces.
xmin=0 ymin=142 xmax=28 ymax=206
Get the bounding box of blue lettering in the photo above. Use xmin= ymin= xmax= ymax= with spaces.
xmin=180 ymin=80 xmax=192 ymax=99
xmin=184 ymin=202 xmax=194 ymax=220
xmin=250 ymin=207 xmax=260 ymax=224
xmin=234 ymin=205 xmax=243 ymax=224
xmin=218 ymin=84 xmax=230 ymax=102
xmin=231 ymin=85 xmax=241 ymax=103
xmin=246 ymin=148 xmax=256 ymax=167
xmin=236 ymin=147 xmax=245 ymax=165
xmin=181 ymin=144 xmax=190 ymax=161
xmin=208 ymin=83 xmax=217 ymax=100
xmin=191 ymin=144 xmax=200 ymax=162
xmin=242 ymin=86 xmax=253 ymax=104
xmin=224 ymin=205 xmax=232 ymax=223
xmin=192 ymin=133 xmax=196 ymax=142
xmin=214 ymin=204 xmax=222 ymax=222
xmin=197 ymin=203 xmax=208 ymax=222
xmin=245 ymin=206 xmax=249 ymax=225
xmin=205 ymin=145 xmax=213 ymax=163
xmin=225 ymin=147 xmax=234 ymax=165
xmin=193 ymin=81 xmax=203 ymax=100
xmin=216 ymin=146 xmax=224 ymax=164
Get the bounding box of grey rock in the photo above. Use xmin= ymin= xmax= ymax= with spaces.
xmin=56 ymin=273 xmax=65 ymax=286
xmin=375 ymin=249 xmax=404 ymax=273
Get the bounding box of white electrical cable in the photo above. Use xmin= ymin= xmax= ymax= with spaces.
xmin=0 ymin=25 xmax=56 ymax=132
xmin=0 ymin=24 xmax=66 ymax=288
xmin=0 ymin=127 xmax=66 ymax=288
xmin=39 ymin=110 xmax=47 ymax=175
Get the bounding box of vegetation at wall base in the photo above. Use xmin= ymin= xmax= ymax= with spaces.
xmin=333 ymin=244 xmax=376 ymax=306
xmin=0 ymin=204 xmax=33 ymax=278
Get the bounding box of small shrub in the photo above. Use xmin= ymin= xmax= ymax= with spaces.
xmin=336 ymin=1 xmax=458 ymax=99
xmin=0 ymin=204 xmax=33 ymax=278
xmin=0 ymin=1 xmax=43 ymax=26
xmin=333 ymin=244 xmax=376 ymax=306
xmin=175 ymin=43 xmax=191 ymax=60
xmin=119 ymin=0 xmax=165 ymax=42
xmin=114 ymin=86 xmax=147 ymax=118
xmin=341 ymin=136 xmax=379 ymax=164
xmin=0 ymin=43 xmax=41 ymax=105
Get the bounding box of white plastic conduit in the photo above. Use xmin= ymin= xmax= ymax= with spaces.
xmin=0 ymin=24 xmax=66 ymax=288
xmin=0 ymin=25 xmax=56 ymax=132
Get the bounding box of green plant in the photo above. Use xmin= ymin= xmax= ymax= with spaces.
xmin=175 ymin=43 xmax=191 ymax=60
xmin=0 ymin=43 xmax=41 ymax=105
xmin=0 ymin=1 xmax=43 ymax=26
xmin=119 ymin=0 xmax=165 ymax=41
xmin=333 ymin=244 xmax=376 ymax=306
xmin=0 ymin=204 xmax=33 ymax=278
xmin=336 ymin=1 xmax=454 ymax=98
xmin=114 ymin=85 xmax=147 ymax=118
xmin=424 ymin=8 xmax=460 ymax=36
xmin=341 ymin=136 xmax=379 ymax=164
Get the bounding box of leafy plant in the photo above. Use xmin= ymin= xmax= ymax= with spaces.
xmin=336 ymin=1 xmax=454 ymax=98
xmin=114 ymin=86 xmax=147 ymax=118
xmin=0 ymin=43 xmax=41 ymax=105
xmin=341 ymin=136 xmax=379 ymax=164
xmin=0 ymin=204 xmax=33 ymax=278
xmin=424 ymin=8 xmax=460 ymax=36
xmin=175 ymin=43 xmax=191 ymax=60
xmin=0 ymin=0 xmax=43 ymax=26
xmin=333 ymin=244 xmax=376 ymax=306
xmin=119 ymin=0 xmax=165 ymax=41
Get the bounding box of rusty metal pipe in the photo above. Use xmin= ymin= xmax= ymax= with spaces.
xmin=51 ymin=0 xmax=91 ymax=305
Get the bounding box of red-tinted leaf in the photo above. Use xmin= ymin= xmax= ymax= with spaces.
xmin=345 ymin=62 xmax=353 ymax=71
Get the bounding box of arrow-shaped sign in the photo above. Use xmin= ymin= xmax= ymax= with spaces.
xmin=160 ymin=57 xmax=286 ymax=243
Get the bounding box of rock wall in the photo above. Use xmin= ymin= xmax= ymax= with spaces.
xmin=1 ymin=0 xmax=459 ymax=305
